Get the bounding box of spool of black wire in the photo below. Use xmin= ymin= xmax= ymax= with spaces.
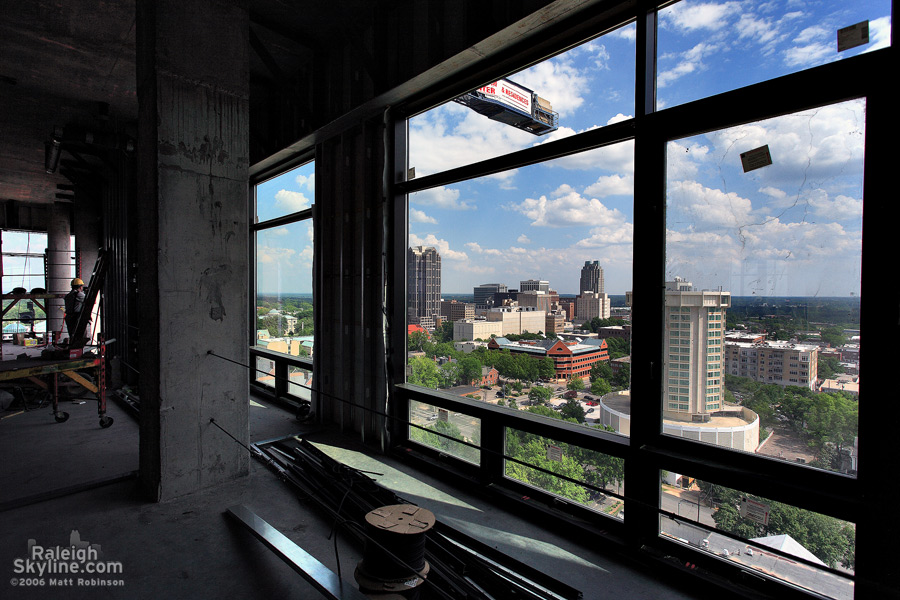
xmin=355 ymin=504 xmax=434 ymax=599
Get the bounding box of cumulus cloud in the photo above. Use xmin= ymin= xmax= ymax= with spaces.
xmin=274 ymin=190 xmax=311 ymax=212
xmin=515 ymin=55 xmax=590 ymax=117
xmin=409 ymin=233 xmax=468 ymax=261
xmin=806 ymin=190 xmax=863 ymax=222
xmin=668 ymin=180 xmax=755 ymax=229
xmin=294 ymin=171 xmax=315 ymax=194
xmin=584 ymin=174 xmax=633 ymax=198
xmin=409 ymin=186 xmax=475 ymax=211
xmin=257 ymin=246 xmax=297 ymax=264
xmin=517 ymin=234 xmax=531 ymax=244
xmin=410 ymin=208 xmax=437 ymax=224
xmin=508 ymin=184 xmax=628 ymax=229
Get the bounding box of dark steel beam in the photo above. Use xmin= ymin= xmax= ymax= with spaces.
xmin=225 ymin=505 xmax=370 ymax=600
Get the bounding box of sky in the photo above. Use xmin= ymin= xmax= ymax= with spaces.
xmin=254 ymin=0 xmax=890 ymax=297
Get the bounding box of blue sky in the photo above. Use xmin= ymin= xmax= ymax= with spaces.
xmin=254 ymin=0 xmax=890 ymax=297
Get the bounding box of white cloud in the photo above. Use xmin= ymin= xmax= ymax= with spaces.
xmin=269 ymin=227 xmax=290 ymax=236
xmin=660 ymin=1 xmax=741 ymax=32
xmin=783 ymin=41 xmax=834 ymax=67
xmin=409 ymin=233 xmax=468 ymax=261
xmin=584 ymin=174 xmax=633 ymax=198
xmin=866 ymin=16 xmax=892 ymax=52
xmin=659 ymin=42 xmax=721 ymax=88
xmin=806 ymin=190 xmax=863 ymax=222
xmin=409 ymin=186 xmax=475 ymax=211
xmin=274 ymin=189 xmax=311 ymax=212
xmin=508 ymin=184 xmax=629 ymax=229
xmin=575 ymin=222 xmax=634 ymax=248
xmin=294 ymin=171 xmax=315 ymax=194
xmin=409 ymin=104 xmax=531 ymax=180
xmin=410 ymin=208 xmax=437 ymax=224
xmin=542 ymin=139 xmax=634 ymax=173
xmin=517 ymin=234 xmax=531 ymax=244
xmin=703 ymin=100 xmax=865 ymax=184
xmin=257 ymin=245 xmax=297 ymax=264
xmin=793 ymin=25 xmax=828 ymax=44
xmin=668 ymin=180 xmax=754 ymax=229
xmin=666 ymin=141 xmax=709 ymax=180
xmin=515 ymin=55 xmax=590 ymax=117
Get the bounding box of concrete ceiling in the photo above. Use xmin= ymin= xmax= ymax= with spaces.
xmin=0 ymin=0 xmax=354 ymax=210
xmin=0 ymin=0 xmax=138 ymax=207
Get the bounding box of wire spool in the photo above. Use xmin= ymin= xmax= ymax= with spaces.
xmin=355 ymin=504 xmax=435 ymax=599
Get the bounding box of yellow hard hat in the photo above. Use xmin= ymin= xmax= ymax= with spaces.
xmin=71 ymin=278 xmax=84 ymax=286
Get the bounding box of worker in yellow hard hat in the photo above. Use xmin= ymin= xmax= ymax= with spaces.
xmin=64 ymin=277 xmax=86 ymax=338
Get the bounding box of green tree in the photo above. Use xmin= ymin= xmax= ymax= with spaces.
xmin=591 ymin=377 xmax=611 ymax=397
xmin=528 ymin=385 xmax=552 ymax=405
xmin=408 ymin=356 xmax=441 ymax=389
xmin=612 ymin=363 xmax=630 ymax=388
xmin=567 ymin=376 xmax=584 ymax=391
xmin=561 ymin=398 xmax=586 ymax=423
xmin=590 ymin=360 xmax=613 ymax=382
xmin=458 ymin=355 xmax=483 ymax=385
xmin=408 ymin=330 xmax=429 ymax=352
xmin=505 ymin=438 xmax=589 ymax=504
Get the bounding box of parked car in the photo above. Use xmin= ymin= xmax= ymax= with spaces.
xmin=563 ymin=390 xmax=578 ymax=399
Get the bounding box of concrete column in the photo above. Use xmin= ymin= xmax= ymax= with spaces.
xmin=136 ymin=0 xmax=250 ymax=501
xmin=46 ymin=202 xmax=70 ymax=335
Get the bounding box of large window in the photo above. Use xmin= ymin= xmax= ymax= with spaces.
xmin=1 ymin=230 xmax=76 ymax=343
xmin=663 ymin=101 xmax=864 ymax=475
xmin=404 ymin=25 xmax=636 ymax=464
xmin=252 ymin=160 xmax=315 ymax=395
xmin=396 ymin=1 xmax=888 ymax=598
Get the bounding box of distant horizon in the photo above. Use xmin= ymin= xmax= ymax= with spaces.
xmin=258 ymin=292 xmax=860 ymax=300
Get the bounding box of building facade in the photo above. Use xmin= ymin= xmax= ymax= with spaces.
xmin=407 ymin=246 xmax=441 ymax=330
xmin=664 ymin=279 xmax=731 ymax=420
xmin=484 ymin=306 xmax=546 ymax=336
xmin=725 ymin=341 xmax=818 ymax=389
xmin=576 ymin=291 xmax=611 ymax=322
xmin=519 ymin=279 xmax=549 ymax=292
xmin=473 ymin=283 xmax=507 ymax=310
xmin=488 ymin=336 xmax=609 ymax=380
xmin=580 ymin=260 xmax=604 ymax=294
xmin=440 ymin=300 xmax=475 ymax=322
xmin=453 ymin=319 xmax=503 ymax=341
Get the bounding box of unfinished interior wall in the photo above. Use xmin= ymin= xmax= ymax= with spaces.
xmin=316 ymin=120 xmax=388 ymax=447
xmin=136 ymin=0 xmax=250 ymax=501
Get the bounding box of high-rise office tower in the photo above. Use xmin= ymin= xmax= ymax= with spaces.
xmin=408 ymin=246 xmax=441 ymax=329
xmin=580 ymin=260 xmax=604 ymax=294
xmin=663 ymin=278 xmax=730 ymax=420
xmin=474 ymin=283 xmax=507 ymax=310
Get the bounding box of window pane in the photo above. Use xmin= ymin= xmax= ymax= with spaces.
xmin=409 ymin=400 xmax=480 ymax=465
xmin=255 ymin=161 xmax=314 ymax=223
xmin=409 ymin=22 xmax=635 ymax=178
xmin=660 ymin=475 xmax=854 ymax=599
xmin=658 ymin=0 xmax=891 ymax=109
xmin=406 ymin=143 xmax=633 ymax=438
xmin=663 ymin=100 xmax=863 ymax=475
xmin=256 ymin=220 xmax=314 ymax=354
xmin=506 ymin=427 xmax=624 ymax=518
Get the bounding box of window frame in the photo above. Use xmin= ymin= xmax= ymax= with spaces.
xmin=249 ymin=152 xmax=316 ymax=407
xmin=390 ymin=3 xmax=890 ymax=598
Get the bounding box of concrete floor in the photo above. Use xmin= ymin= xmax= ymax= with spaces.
xmin=0 ymin=393 xmax=706 ymax=600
